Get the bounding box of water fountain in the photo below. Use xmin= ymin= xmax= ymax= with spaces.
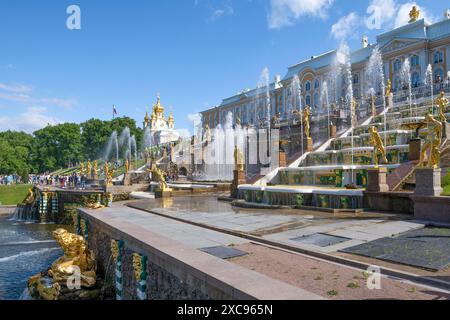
xmin=321 ymin=81 xmax=330 ymax=137
xmin=105 ymin=131 xmax=119 ymax=162
xmin=401 ymin=58 xmax=412 ymax=119
xmin=292 ymin=75 xmax=304 ymax=154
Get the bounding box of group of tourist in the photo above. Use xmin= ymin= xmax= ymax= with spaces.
xmin=0 ymin=175 xmax=22 ymax=185
xmin=30 ymin=172 xmax=89 ymax=189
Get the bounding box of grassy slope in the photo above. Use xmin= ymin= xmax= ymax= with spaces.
xmin=0 ymin=184 xmax=30 ymax=205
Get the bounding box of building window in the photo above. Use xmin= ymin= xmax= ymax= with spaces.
xmin=434 ymin=51 xmax=443 ymax=64
xmin=410 ymin=55 xmax=420 ymax=67
xmin=314 ymin=79 xmax=320 ymax=89
xmin=393 ymin=59 xmax=402 ymax=72
xmin=305 ymin=95 xmax=311 ymax=107
xmin=434 ymin=68 xmax=444 ymax=83
xmin=412 ymin=72 xmax=420 ymax=87
xmin=353 ymin=74 xmax=359 ymax=84
xmin=394 ymin=76 xmax=402 ymax=91
xmin=305 ymin=81 xmax=311 ymax=92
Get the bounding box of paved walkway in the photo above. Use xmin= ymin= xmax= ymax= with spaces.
xmin=129 ymin=196 xmax=424 ymax=253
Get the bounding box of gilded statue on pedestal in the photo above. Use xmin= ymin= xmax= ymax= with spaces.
xmin=369 ymin=126 xmax=388 ymax=166
xmin=385 ymin=80 xmax=392 ymax=97
xmin=104 ymin=162 xmax=114 ymax=186
xmin=409 ymin=5 xmax=420 ymax=23
xmin=28 ymin=228 xmax=97 ymax=300
xmin=80 ymin=162 xmax=85 ymax=175
xmin=93 ymin=160 xmax=98 ymax=177
xmin=125 ymin=158 xmax=130 ymax=173
xmin=23 ymin=188 xmax=35 ymax=205
xmin=303 ymin=106 xmax=311 ymax=138
xmin=418 ymin=113 xmax=442 ymax=169
xmin=436 ymin=91 xmax=448 ymax=123
xmin=234 ymin=145 xmax=245 ymax=172
xmin=149 ymin=165 xmax=171 ymax=192
xmin=87 ymin=161 xmax=92 ymax=177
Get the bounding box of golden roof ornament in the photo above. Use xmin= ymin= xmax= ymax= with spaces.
xmin=144 ymin=111 xmax=150 ymax=123
xmin=153 ymin=94 xmax=164 ymax=114
xmin=168 ymin=111 xmax=174 ymax=124
xmin=409 ymin=6 xmax=420 ymax=23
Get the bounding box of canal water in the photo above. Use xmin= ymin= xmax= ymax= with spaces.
xmin=0 ymin=214 xmax=63 ymax=300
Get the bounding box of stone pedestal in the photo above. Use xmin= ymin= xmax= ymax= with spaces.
xmin=306 ymin=137 xmax=313 ymax=152
xmin=414 ymin=168 xmax=443 ymax=197
xmin=123 ymin=173 xmax=131 ymax=186
xmin=279 ymin=150 xmax=287 ymax=167
xmin=366 ymin=168 xmax=389 ymax=193
xmin=329 ymin=125 xmax=337 ymax=139
xmin=231 ymin=169 xmax=246 ymax=199
xmin=155 ymin=189 xmax=172 ymax=198
xmin=408 ymin=138 xmax=421 ymax=161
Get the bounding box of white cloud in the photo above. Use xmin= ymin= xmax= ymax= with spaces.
xmin=394 ymin=2 xmax=435 ymax=28
xmin=269 ymin=0 xmax=334 ymax=29
xmin=0 ymin=106 xmax=61 ymax=133
xmin=176 ymin=128 xmax=193 ymax=139
xmin=187 ymin=113 xmax=202 ymax=124
xmin=0 ymin=82 xmax=76 ymax=110
xmin=331 ymin=12 xmax=360 ymax=41
xmin=366 ymin=0 xmax=396 ymax=28
xmin=209 ymin=5 xmax=234 ymax=22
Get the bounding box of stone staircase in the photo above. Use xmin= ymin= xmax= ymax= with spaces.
xmin=386 ymin=160 xmax=418 ymax=191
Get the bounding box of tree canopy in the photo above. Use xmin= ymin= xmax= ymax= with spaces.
xmin=0 ymin=117 xmax=144 ymax=177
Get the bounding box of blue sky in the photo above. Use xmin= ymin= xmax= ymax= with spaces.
xmin=0 ymin=0 xmax=447 ymax=134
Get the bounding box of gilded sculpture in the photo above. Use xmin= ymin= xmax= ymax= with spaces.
xmin=87 ymin=161 xmax=92 ymax=177
xmin=418 ymin=113 xmax=442 ymax=169
xmin=234 ymin=145 xmax=245 ymax=172
xmin=436 ymin=91 xmax=448 ymax=123
xmin=111 ymin=239 xmax=120 ymax=263
xmin=80 ymin=162 xmax=85 ymax=175
xmin=104 ymin=162 xmax=114 ymax=186
xmin=93 ymin=160 xmax=98 ymax=177
xmin=133 ymin=253 xmax=143 ymax=281
xmin=303 ymin=106 xmax=311 ymax=138
xmin=409 ymin=5 xmax=420 ymax=23
xmin=125 ymin=158 xmax=130 ymax=173
xmin=385 ymin=79 xmax=392 ymax=97
xmin=369 ymin=126 xmax=388 ymax=166
xmin=23 ymin=187 xmax=35 ymax=205
xmin=149 ymin=165 xmax=171 ymax=192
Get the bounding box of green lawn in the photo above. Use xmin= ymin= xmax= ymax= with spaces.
xmin=0 ymin=184 xmax=30 ymax=205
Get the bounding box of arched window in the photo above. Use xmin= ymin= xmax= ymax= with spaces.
xmin=305 ymin=95 xmax=311 ymax=107
xmin=434 ymin=68 xmax=444 ymax=83
xmin=314 ymin=79 xmax=320 ymax=89
xmin=410 ymin=55 xmax=420 ymax=67
xmin=394 ymin=59 xmax=402 ymax=72
xmin=353 ymin=74 xmax=359 ymax=84
xmin=412 ymin=72 xmax=420 ymax=87
xmin=305 ymin=81 xmax=311 ymax=92
xmin=394 ymin=77 xmax=402 ymax=91
xmin=434 ymin=51 xmax=443 ymax=64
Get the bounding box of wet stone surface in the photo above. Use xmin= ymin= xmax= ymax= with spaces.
xmin=200 ymin=246 xmax=248 ymax=260
xmin=341 ymin=227 xmax=450 ymax=271
xmin=291 ymin=233 xmax=352 ymax=247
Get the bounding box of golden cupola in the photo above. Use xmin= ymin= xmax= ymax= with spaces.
xmin=144 ymin=111 xmax=150 ymax=127
xmin=153 ymin=94 xmax=165 ymax=116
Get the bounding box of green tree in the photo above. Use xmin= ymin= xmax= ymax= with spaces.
xmin=80 ymin=118 xmax=112 ymax=160
xmin=32 ymin=123 xmax=83 ymax=172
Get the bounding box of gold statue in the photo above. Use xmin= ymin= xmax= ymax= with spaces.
xmin=29 ymin=228 xmax=97 ymax=299
xmin=93 ymin=160 xmax=98 ymax=177
xmin=80 ymin=162 xmax=85 ymax=175
xmin=233 ymin=146 xmax=245 ymax=172
xmin=104 ymin=162 xmax=114 ymax=186
xmin=235 ymin=115 xmax=241 ymax=126
xmin=87 ymin=161 xmax=92 ymax=177
xmin=149 ymin=165 xmax=171 ymax=192
xmin=369 ymin=126 xmax=388 ymax=166
xmin=23 ymin=188 xmax=35 ymax=205
xmin=385 ymin=80 xmax=392 ymax=97
xmin=133 ymin=253 xmax=143 ymax=281
xmin=436 ymin=91 xmax=448 ymax=123
xmin=303 ymin=106 xmax=311 ymax=138
xmin=125 ymin=158 xmax=130 ymax=173
xmin=418 ymin=113 xmax=442 ymax=168
xmin=409 ymin=5 xmax=420 ymax=23
xmin=48 ymin=229 xmax=96 ymax=288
